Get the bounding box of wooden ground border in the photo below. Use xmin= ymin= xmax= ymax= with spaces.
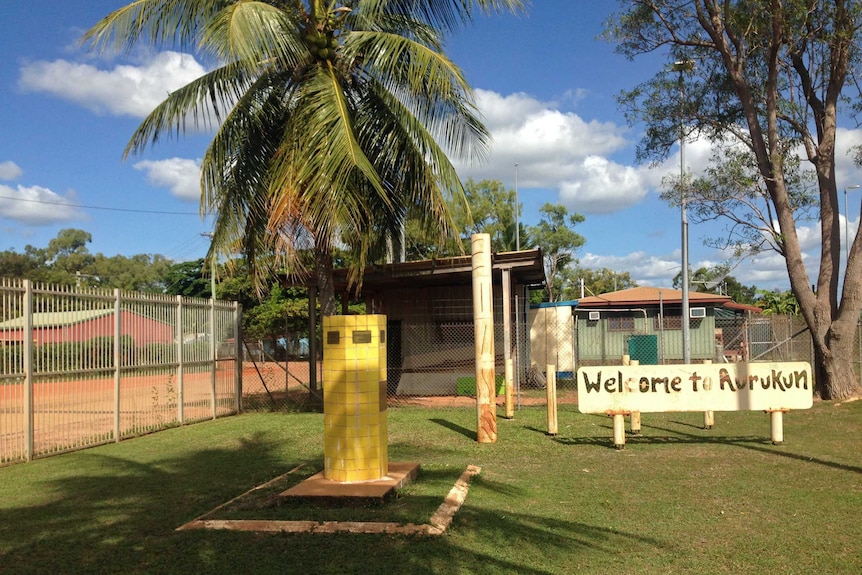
xmin=176 ymin=464 xmax=481 ymax=536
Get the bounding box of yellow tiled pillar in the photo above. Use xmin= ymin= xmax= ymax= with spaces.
xmin=322 ymin=315 xmax=388 ymax=482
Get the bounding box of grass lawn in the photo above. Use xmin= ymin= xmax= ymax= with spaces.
xmin=1 ymin=399 xmax=860 ymax=574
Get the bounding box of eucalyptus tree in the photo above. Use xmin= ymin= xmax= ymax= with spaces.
xmin=566 ymin=266 xmax=638 ymax=300
xmin=529 ymin=203 xmax=585 ymax=303
xmin=84 ymin=0 xmax=524 ymax=315
xmin=607 ymin=1 xmax=862 ymax=400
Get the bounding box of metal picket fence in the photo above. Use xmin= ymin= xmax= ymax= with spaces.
xmin=0 ymin=278 xmax=241 ymax=464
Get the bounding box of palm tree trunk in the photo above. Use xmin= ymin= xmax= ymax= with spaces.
xmin=314 ymin=244 xmax=338 ymax=316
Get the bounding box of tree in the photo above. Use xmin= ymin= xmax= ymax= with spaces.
xmin=162 ymin=259 xmax=212 ymax=298
xmin=756 ymin=289 xmax=801 ymax=316
xmin=88 ymin=253 xmax=172 ymax=292
xmin=84 ymin=0 xmax=524 ymax=316
xmin=671 ymin=265 xmax=757 ymax=304
xmin=456 ymin=178 xmax=524 ymax=252
xmin=566 ymin=266 xmax=638 ymax=299
xmin=608 ymin=1 xmax=862 ymax=400
xmin=41 ymin=229 xmax=96 ymax=285
xmin=404 ymin=178 xmax=526 ymax=258
xmin=529 ymin=203 xmax=585 ymax=302
xmin=0 ymin=248 xmax=44 ymax=281
xmin=0 ymin=229 xmax=171 ymax=291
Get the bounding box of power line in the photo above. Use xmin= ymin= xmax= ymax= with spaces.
xmin=0 ymin=194 xmax=200 ymax=215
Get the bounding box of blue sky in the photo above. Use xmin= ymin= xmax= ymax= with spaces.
xmin=2 ymin=1 xmax=862 ymax=291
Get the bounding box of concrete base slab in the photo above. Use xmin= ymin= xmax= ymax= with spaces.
xmin=177 ymin=464 xmax=480 ymax=536
xmin=280 ymin=462 xmax=420 ymax=503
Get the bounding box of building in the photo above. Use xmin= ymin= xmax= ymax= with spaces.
xmin=0 ymin=308 xmax=175 ymax=346
xmin=282 ymin=249 xmax=546 ymax=396
xmin=560 ymin=286 xmax=761 ymax=365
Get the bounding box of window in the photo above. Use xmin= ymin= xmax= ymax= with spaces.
xmin=607 ymin=316 xmax=635 ymax=331
xmin=654 ymin=315 xmax=683 ymax=330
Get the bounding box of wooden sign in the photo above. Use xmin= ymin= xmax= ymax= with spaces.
xmin=577 ymin=362 xmax=813 ymax=414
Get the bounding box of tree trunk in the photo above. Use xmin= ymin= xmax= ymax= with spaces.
xmin=314 ymin=244 xmax=337 ymax=317
xmin=811 ymin=321 xmax=862 ymax=400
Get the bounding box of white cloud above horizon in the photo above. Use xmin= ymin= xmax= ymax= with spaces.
xmin=0 ymin=161 xmax=23 ymax=181
xmin=452 ymin=89 xmax=653 ymax=214
xmin=18 ymin=51 xmax=206 ymax=118
xmin=0 ymin=184 xmax=84 ymax=225
xmin=133 ymin=158 xmax=202 ymax=201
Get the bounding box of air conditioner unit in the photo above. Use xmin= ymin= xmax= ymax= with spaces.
xmin=588 ymin=311 xmax=601 ymax=321
xmin=690 ymin=307 xmax=706 ymax=319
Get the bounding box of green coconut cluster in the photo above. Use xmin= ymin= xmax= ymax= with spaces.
xmin=304 ymin=29 xmax=339 ymax=61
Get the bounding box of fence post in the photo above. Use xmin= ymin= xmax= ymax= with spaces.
xmin=22 ymin=280 xmax=33 ymax=462
xmin=113 ymin=289 xmax=121 ymax=442
xmin=210 ymin=297 xmax=217 ymax=420
xmin=234 ymin=302 xmax=243 ymax=413
xmin=176 ymin=296 xmax=184 ymax=424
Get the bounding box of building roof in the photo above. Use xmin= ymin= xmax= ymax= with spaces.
xmin=575 ymin=286 xmax=733 ymax=308
xmin=0 ymin=309 xmax=114 ymax=329
xmin=0 ymin=308 xmax=175 ymax=329
xmin=282 ymin=248 xmax=546 ymax=294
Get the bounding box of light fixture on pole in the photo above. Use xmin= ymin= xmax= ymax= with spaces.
xmin=844 ymin=184 xmax=860 ymax=269
xmin=200 ymin=232 xmax=217 ymax=299
xmin=515 ymin=163 xmax=520 ymax=251
xmin=673 ymin=59 xmax=694 ymax=365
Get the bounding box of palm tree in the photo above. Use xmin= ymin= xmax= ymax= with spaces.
xmin=83 ymin=0 xmax=524 ymax=314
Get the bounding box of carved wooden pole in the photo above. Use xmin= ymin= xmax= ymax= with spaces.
xmin=472 ymin=234 xmax=497 ymax=443
xmin=546 ymin=365 xmax=558 ymax=435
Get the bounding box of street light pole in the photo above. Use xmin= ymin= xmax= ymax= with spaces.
xmin=673 ymin=59 xmax=694 ymax=364
xmin=844 ymin=185 xmax=860 ymax=271
xmin=201 ymin=232 xmax=217 ymax=299
xmin=515 ymin=163 xmax=520 ymax=251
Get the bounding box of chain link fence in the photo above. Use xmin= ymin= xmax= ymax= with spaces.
xmin=239 ymin=310 xmax=861 ymax=414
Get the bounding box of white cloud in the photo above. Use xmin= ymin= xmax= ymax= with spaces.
xmin=475 ymin=89 xmax=629 ymax=167
xmin=453 ymin=90 xmax=648 ymax=214
xmin=0 ymin=184 xmax=84 ymax=225
xmin=558 ymin=156 xmax=646 ymax=213
xmin=0 ymin=161 xmax=23 ymax=181
xmin=19 ymin=51 xmax=207 ymax=118
xmin=133 ymin=158 xmax=202 ymax=201
xmin=579 ymin=251 xmax=680 ymax=287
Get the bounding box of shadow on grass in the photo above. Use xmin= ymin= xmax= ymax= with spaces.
xmin=560 ymin=416 xmax=862 ymax=475
xmin=668 ymin=418 xmax=709 ymax=430
xmin=0 ymin=430 xmax=669 ymax=575
xmin=429 ymin=418 xmax=475 ymax=440
xmin=642 ymin=422 xmax=862 ymax=475
xmin=0 ymin=429 xmax=296 ymax=573
xmin=523 ymin=425 xmax=569 ymax=438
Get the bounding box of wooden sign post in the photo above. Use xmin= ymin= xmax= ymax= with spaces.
xmin=578 ymin=362 xmax=813 ymax=448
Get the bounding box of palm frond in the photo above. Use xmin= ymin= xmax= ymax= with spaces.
xmin=82 ymin=0 xmax=226 ymax=54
